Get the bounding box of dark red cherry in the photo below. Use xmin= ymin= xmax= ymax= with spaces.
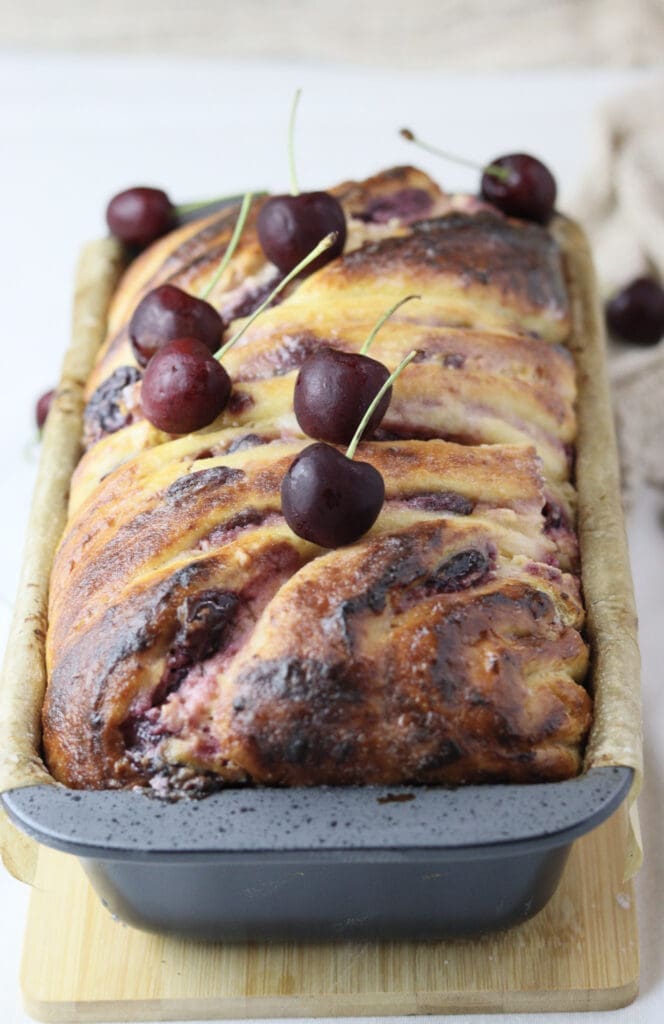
xmin=281 ymin=442 xmax=384 ymax=548
xmin=605 ymin=277 xmax=664 ymax=345
xmin=36 ymin=389 xmax=55 ymax=430
xmin=257 ymin=192 xmax=346 ymax=275
xmin=129 ymin=284 xmax=224 ymax=367
xmin=480 ymin=154 xmax=556 ymax=224
xmin=294 ymin=348 xmax=390 ymax=445
xmin=141 ymin=337 xmax=231 ymax=434
xmin=106 ymin=187 xmax=175 ymax=248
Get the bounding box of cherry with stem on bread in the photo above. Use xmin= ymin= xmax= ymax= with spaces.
xmin=605 ymin=276 xmax=664 ymax=346
xmin=130 ymin=285 xmax=223 ymax=368
xmin=106 ymin=186 xmax=258 ymax=249
xmin=400 ymin=127 xmax=557 ymax=225
xmin=141 ymin=232 xmax=338 ymax=435
xmin=106 ymin=187 xmax=175 ymax=248
xmin=129 ymin=193 xmax=254 ymax=367
xmin=294 ymin=294 xmax=421 ymax=444
xmin=257 ymin=90 xmax=346 ymax=275
xmin=282 ymin=350 xmax=417 ymax=548
xmin=141 ymin=337 xmax=232 ymax=434
xmin=213 ymin=231 xmax=338 ymax=361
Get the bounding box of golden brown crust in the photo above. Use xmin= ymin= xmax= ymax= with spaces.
xmin=76 ymin=189 xmax=576 ymax=509
xmin=43 ymin=435 xmax=586 ymax=789
xmin=88 ymin=166 xmax=450 ymax=393
xmin=39 ymin=168 xmax=593 ymax=794
xmin=316 ymin=213 xmax=570 ymax=340
xmin=220 ymin=575 xmax=590 ymax=786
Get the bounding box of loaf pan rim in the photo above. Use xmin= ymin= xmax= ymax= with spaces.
xmin=2 ymin=765 xmax=631 ymax=863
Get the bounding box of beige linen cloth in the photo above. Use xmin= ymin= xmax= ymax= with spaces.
xmin=2 ymin=0 xmax=664 ymax=68
xmin=572 ymin=75 xmax=664 ymax=498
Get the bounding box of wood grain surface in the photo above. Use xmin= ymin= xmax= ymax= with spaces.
xmin=21 ymin=806 xmax=638 ymax=1022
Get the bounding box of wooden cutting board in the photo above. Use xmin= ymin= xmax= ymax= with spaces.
xmin=21 ymin=805 xmax=638 ymax=1022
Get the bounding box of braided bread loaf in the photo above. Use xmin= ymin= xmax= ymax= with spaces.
xmin=43 ymin=166 xmax=591 ymax=793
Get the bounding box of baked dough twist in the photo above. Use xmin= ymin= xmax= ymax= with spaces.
xmin=43 ymin=167 xmax=591 ymax=792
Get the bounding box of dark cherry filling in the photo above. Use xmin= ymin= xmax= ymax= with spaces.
xmin=402 ymin=491 xmax=474 ymax=516
xmin=190 ymin=433 xmax=268 ymax=461
xmin=353 ymin=187 xmax=433 ymax=224
xmin=199 ymin=507 xmax=279 ymax=548
xmin=227 ymin=432 xmax=267 ymax=453
xmin=372 ymin=425 xmax=439 ymax=442
xmin=165 ymin=465 xmax=244 ymax=503
xmin=121 ymin=589 xmax=240 ymax=760
xmin=153 ymin=589 xmax=240 ymax=705
xmin=121 ymin=707 xmax=164 ymax=753
xmin=372 ymin=424 xmax=479 ymax=446
xmin=427 ymin=548 xmax=492 ymax=594
xmin=235 ymin=332 xmax=323 ymax=382
xmin=227 ymin=390 xmax=254 ymax=415
xmin=221 ymin=272 xmax=284 ymax=322
xmin=443 ymin=352 xmax=466 ymax=368
xmin=524 ymin=590 xmax=553 ymax=620
xmin=542 ymin=499 xmax=569 ymax=534
xmin=83 ymin=365 xmax=142 ymax=446
xmin=333 ymin=544 xmax=426 ymax=632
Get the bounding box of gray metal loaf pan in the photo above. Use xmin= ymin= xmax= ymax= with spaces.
xmin=0 ymin=204 xmax=639 ymax=945
xmin=2 ymin=766 xmax=631 ymax=941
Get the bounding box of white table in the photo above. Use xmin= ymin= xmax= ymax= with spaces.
xmin=1 ymin=52 xmax=661 ymax=1024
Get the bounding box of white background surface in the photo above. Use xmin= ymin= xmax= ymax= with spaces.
xmin=0 ymin=53 xmax=662 ymax=1024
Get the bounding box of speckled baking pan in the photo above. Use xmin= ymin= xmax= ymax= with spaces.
xmin=0 ymin=209 xmax=642 ymax=940
xmin=3 ymin=766 xmax=632 ymax=939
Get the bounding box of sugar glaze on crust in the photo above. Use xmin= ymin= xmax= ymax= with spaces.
xmin=43 ymin=167 xmax=592 ymax=793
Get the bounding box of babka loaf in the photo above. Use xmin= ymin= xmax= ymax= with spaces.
xmin=43 ymin=166 xmax=592 ymax=793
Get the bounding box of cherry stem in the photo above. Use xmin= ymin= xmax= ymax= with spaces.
xmin=360 ymin=294 xmax=421 ymax=355
xmin=399 ymin=127 xmax=510 ymax=182
xmin=175 ymin=192 xmax=264 ymax=215
xmin=215 ymin=231 xmax=337 ymax=361
xmin=200 ymin=192 xmax=253 ymax=300
xmin=346 ymin=350 xmax=417 ymax=461
xmin=288 ymin=88 xmax=302 ymax=197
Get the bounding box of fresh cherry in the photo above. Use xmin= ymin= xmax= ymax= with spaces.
xmin=480 ymin=154 xmax=556 ymax=225
xmin=141 ymin=337 xmax=231 ymax=434
xmin=293 ymin=295 xmax=420 ymax=444
xmin=36 ymin=389 xmax=54 ymax=430
xmin=106 ymin=187 xmax=175 ymax=248
xmin=106 ymin=187 xmax=258 ymax=251
xmin=258 ymin=192 xmax=346 ymax=275
xmin=605 ymin=277 xmax=664 ymax=345
xmin=127 ymin=193 xmax=253 ymax=366
xmin=257 ymin=90 xmax=346 ymax=275
xmin=129 ymin=284 xmax=224 ymax=367
xmin=282 ymin=349 xmax=416 ymax=548
xmin=400 ymin=128 xmax=556 ymax=224
xmin=294 ymin=348 xmax=389 ymax=445
xmin=281 ymin=442 xmax=385 ymax=547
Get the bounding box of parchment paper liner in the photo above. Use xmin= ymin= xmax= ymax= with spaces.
xmin=0 ymin=239 xmax=125 ymax=881
xmin=0 ymin=222 xmax=643 ymax=884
